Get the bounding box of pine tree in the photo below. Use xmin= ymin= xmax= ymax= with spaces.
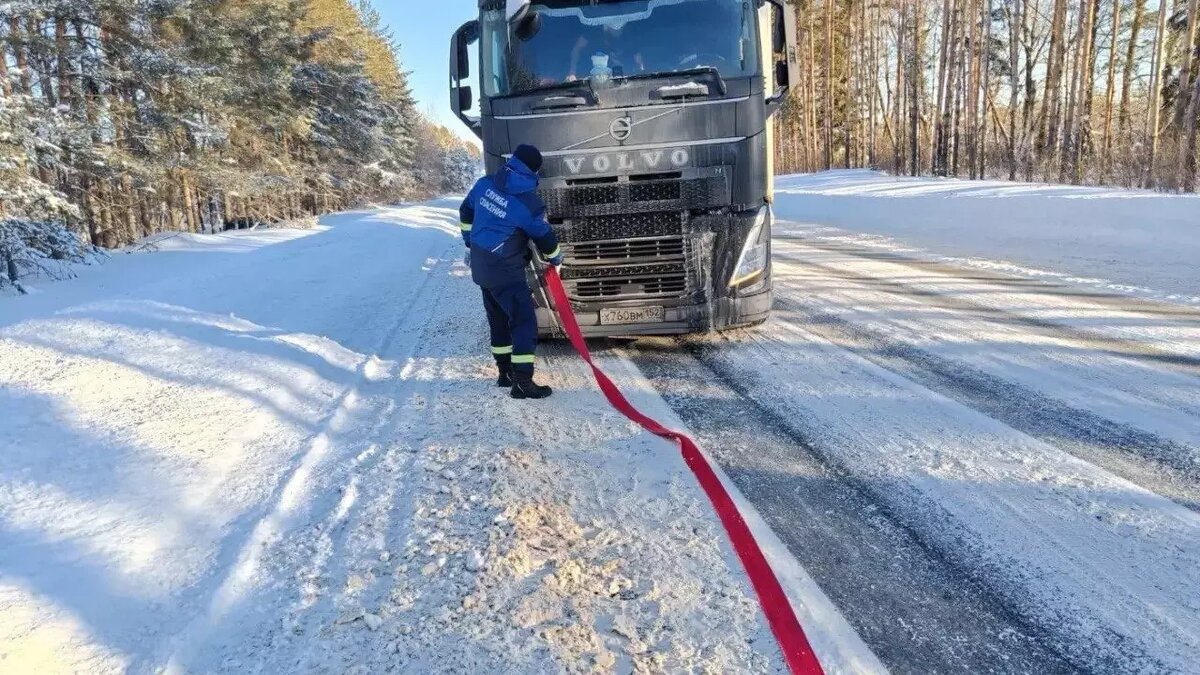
xmin=0 ymin=0 xmax=471 ymax=287
xmin=765 ymin=0 xmax=1199 ymax=190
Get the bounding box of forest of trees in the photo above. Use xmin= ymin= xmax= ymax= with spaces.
xmin=6 ymin=0 xmax=1198 ymax=291
xmin=775 ymin=0 xmax=1200 ymax=192
xmin=1 ymin=0 xmax=479 ymax=290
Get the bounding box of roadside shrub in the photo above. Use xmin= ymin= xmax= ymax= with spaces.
xmin=0 ymin=219 xmax=104 ymax=294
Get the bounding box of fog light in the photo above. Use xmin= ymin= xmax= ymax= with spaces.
xmin=729 ymin=207 xmax=770 ymax=289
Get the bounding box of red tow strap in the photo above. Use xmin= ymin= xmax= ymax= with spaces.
xmin=543 ymin=268 xmax=825 ymax=675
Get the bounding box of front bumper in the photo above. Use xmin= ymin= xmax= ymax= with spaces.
xmin=531 ymin=206 xmax=773 ymax=338
xmin=535 ymin=283 xmax=773 ymax=338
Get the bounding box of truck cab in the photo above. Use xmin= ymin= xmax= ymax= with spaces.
xmin=451 ymin=0 xmax=797 ymax=336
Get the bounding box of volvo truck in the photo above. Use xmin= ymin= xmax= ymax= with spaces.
xmin=450 ymin=0 xmax=797 ymax=336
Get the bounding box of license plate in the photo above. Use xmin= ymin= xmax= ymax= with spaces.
xmin=599 ymin=306 xmax=665 ymax=326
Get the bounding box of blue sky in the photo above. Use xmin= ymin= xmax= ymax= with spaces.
xmin=373 ymin=0 xmax=478 ymax=140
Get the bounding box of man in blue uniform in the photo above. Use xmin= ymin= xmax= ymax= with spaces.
xmin=459 ymin=145 xmax=563 ymax=399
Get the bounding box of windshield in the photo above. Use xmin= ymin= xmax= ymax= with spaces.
xmin=481 ymin=0 xmax=759 ymax=98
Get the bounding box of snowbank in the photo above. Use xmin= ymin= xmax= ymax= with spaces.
xmin=775 ymin=170 xmax=1200 ymax=305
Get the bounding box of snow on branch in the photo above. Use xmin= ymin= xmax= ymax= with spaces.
xmin=0 ymin=219 xmax=105 ymax=295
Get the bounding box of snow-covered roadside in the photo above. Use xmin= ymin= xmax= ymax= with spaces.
xmin=0 ymin=202 xmax=806 ymax=673
xmin=774 ymin=170 xmax=1200 ymax=306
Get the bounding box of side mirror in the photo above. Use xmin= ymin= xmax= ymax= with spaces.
xmin=456 ymin=43 xmax=470 ymax=80
xmin=451 ymin=20 xmax=478 ymax=81
xmin=764 ymin=0 xmax=799 ymax=116
xmin=449 ymin=20 xmax=483 ymax=138
xmin=772 ymin=4 xmax=787 ymax=53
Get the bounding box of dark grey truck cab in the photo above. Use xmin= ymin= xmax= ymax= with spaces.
xmin=451 ymin=0 xmax=797 ymax=336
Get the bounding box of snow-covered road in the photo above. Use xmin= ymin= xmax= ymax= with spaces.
xmin=0 ymin=204 xmax=804 ymax=674
xmin=2 ymin=171 xmax=1198 ymax=674
xmin=632 ymin=172 xmax=1200 ymax=674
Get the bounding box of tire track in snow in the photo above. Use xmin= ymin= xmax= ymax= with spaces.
xmin=635 ymin=323 xmax=1198 ymax=674
xmin=768 ymin=236 xmax=1200 ymax=505
xmin=775 ymin=235 xmax=1200 ymax=322
xmin=229 ymin=271 xmax=795 ymax=673
xmin=627 ymin=342 xmax=1079 ymax=675
xmin=769 ymin=299 xmax=1200 ymax=512
xmin=279 ymin=261 xmax=474 ymax=673
xmin=161 ymin=250 xmax=458 ymax=672
xmin=773 ymin=247 xmax=1200 ymax=378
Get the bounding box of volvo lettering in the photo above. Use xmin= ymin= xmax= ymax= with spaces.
xmin=451 ymin=0 xmax=798 ymax=336
xmin=564 ymin=148 xmax=690 ymax=175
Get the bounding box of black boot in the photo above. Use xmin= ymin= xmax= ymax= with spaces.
xmin=496 ymin=362 xmax=513 ymax=388
xmin=510 ymin=370 xmax=552 ymax=399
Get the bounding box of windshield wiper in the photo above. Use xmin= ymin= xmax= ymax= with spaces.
xmin=652 ymin=82 xmax=711 ymax=100
xmin=532 ymin=95 xmax=592 ymax=111
xmin=616 ymin=67 xmax=728 ymax=97
xmin=498 ymin=79 xmax=597 ymax=105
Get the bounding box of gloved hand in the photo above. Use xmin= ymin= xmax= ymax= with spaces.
xmin=464 ymin=249 xmax=472 ymax=267
xmin=548 ymin=254 xmax=564 ymax=268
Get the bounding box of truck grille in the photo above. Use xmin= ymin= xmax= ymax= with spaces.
xmin=564 ymin=236 xmax=685 ymax=265
xmin=556 ymin=213 xmax=694 ymax=303
xmin=559 ymin=212 xmax=684 ymax=242
xmin=574 ymin=185 xmax=620 ymax=207
xmin=629 ymin=180 xmax=682 ymax=202
xmin=541 ymin=174 xmax=729 ymax=218
xmin=563 ymin=264 xmax=689 ymax=301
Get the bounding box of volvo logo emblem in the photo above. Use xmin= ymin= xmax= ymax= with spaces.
xmin=609 ymin=116 xmax=633 ymax=142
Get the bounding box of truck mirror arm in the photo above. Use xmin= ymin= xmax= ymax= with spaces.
xmin=765 ymin=87 xmax=788 ymax=117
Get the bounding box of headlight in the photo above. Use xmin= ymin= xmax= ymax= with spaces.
xmin=729 ymin=207 xmax=770 ymax=289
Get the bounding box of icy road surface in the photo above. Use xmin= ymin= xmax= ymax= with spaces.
xmin=630 ymin=172 xmax=1200 ymax=674
xmin=1 ymin=205 xmax=824 ymax=674
xmin=2 ymin=171 xmax=1199 ymax=674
